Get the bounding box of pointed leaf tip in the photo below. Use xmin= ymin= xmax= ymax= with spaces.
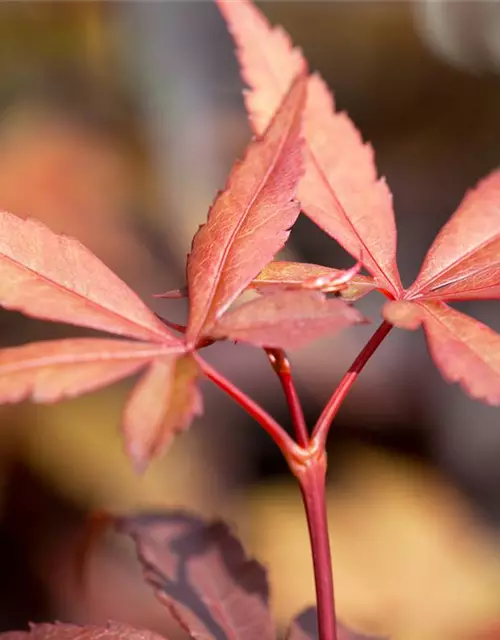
xmin=387 ymin=170 xmax=500 ymax=406
xmin=407 ymin=169 xmax=500 ymax=302
xmin=0 ymin=210 xmax=176 ymax=343
xmin=218 ymin=0 xmax=402 ymax=298
xmin=186 ymin=71 xmax=307 ymax=345
xmin=123 ymin=354 xmax=202 ymax=469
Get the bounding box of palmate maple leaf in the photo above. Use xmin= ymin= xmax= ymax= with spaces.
xmin=217 ymin=0 xmax=500 ymax=405
xmin=0 ymin=68 xmax=365 ymax=468
xmin=0 ymin=72 xmax=302 ymax=468
xmin=0 ymin=209 xmax=199 ymax=470
xmin=184 ymin=71 xmax=365 ymax=351
xmin=383 ymin=171 xmax=500 ymax=404
xmin=216 ymin=0 xmax=403 ymax=300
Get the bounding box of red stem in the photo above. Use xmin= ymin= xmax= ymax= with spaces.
xmin=265 ymin=348 xmax=309 ymax=447
xmin=198 ymin=321 xmax=392 ymax=640
xmin=293 ymin=453 xmax=337 ymax=640
xmin=312 ymin=320 xmax=392 ymax=449
xmin=196 ymin=355 xmax=302 ymax=459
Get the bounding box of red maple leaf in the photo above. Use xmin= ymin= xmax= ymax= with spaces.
xmin=0 ymin=209 xmax=198 ymax=469
xmin=217 ymin=0 xmax=500 ymax=404
xmin=216 ymin=0 xmax=402 ymax=299
xmin=383 ymin=171 xmax=500 ymax=403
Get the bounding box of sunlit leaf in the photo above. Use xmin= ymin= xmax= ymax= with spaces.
xmin=0 ymin=338 xmax=177 ymax=403
xmin=0 ymin=210 xmax=173 ymax=343
xmin=185 ymin=73 xmax=306 ymax=345
xmin=406 ymin=170 xmax=500 ymax=302
xmin=217 ymin=0 xmax=402 ymax=298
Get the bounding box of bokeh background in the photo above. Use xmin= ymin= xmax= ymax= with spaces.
xmin=0 ymin=2 xmax=499 ymax=640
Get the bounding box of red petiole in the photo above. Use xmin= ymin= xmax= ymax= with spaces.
xmin=312 ymin=320 xmax=393 ymax=450
xmin=265 ymin=347 xmax=309 ymax=447
xmin=199 ymin=320 xmax=393 ymax=640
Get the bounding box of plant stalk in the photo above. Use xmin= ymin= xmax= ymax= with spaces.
xmin=265 ymin=348 xmax=309 ymax=447
xmin=294 ymin=453 xmax=337 ymax=640
xmin=312 ymin=320 xmax=392 ymax=449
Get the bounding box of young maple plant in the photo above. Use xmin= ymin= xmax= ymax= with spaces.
xmin=0 ymin=1 xmax=499 ymax=640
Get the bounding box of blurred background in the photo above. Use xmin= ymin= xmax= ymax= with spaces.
xmin=0 ymin=2 xmax=499 ymax=640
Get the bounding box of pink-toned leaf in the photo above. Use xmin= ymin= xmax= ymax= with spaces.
xmin=123 ymin=354 xmax=202 ymax=469
xmin=406 ymin=170 xmax=500 ymax=302
xmin=250 ymin=261 xmax=376 ymax=301
xmin=0 ymin=210 xmax=173 ymax=343
xmin=185 ymin=73 xmax=306 ymax=346
xmin=217 ymin=0 xmax=402 ymax=298
xmin=119 ymin=511 xmax=275 ymax=640
xmin=287 ymin=608 xmax=387 ymax=640
xmin=0 ymin=621 xmax=168 ymax=640
xmin=0 ymin=338 xmax=177 ymax=403
xmin=210 ymin=289 xmax=365 ymax=350
xmin=383 ymin=300 xmax=500 ymax=404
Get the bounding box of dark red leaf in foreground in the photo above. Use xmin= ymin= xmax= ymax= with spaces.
xmin=217 ymin=0 xmax=402 ymax=298
xmin=123 ymin=354 xmax=202 ymax=469
xmin=185 ymin=72 xmax=306 ymax=346
xmin=406 ymin=171 xmax=500 ymax=302
xmin=0 ymin=622 xmax=168 ymax=640
xmin=210 ymin=289 xmax=365 ymax=350
xmin=250 ymin=261 xmax=376 ymax=301
xmin=384 ymin=300 xmax=500 ymax=404
xmin=287 ymin=607 xmax=387 ymax=640
xmin=0 ymin=210 xmax=173 ymax=343
xmin=119 ymin=511 xmax=275 ymax=640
